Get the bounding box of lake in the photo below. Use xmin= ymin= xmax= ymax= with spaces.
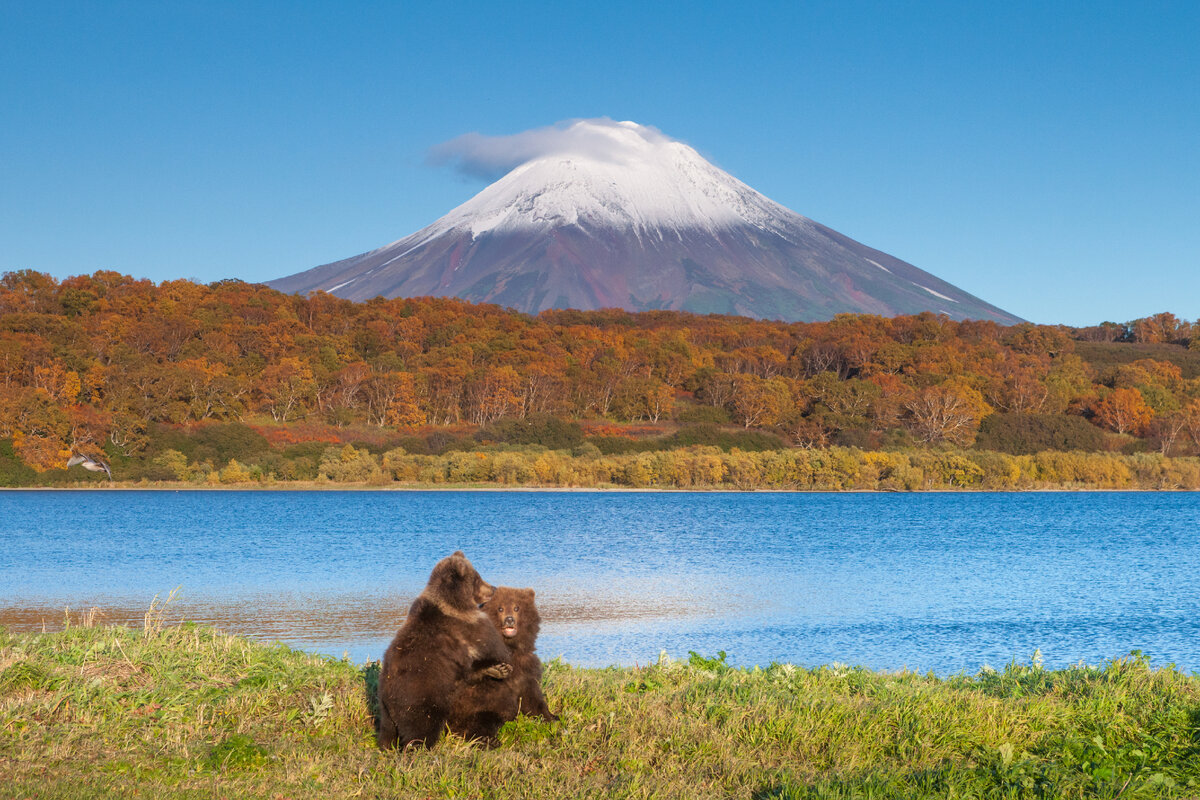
xmin=1 ymin=490 xmax=1198 ymax=673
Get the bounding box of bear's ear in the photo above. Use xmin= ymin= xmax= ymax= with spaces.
xmin=522 ymin=588 xmax=535 ymax=599
xmin=442 ymin=551 xmax=471 ymax=579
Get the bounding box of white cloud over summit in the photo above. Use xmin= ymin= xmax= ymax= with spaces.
xmin=427 ymin=118 xmax=675 ymax=180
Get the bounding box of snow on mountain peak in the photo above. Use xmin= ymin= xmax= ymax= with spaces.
xmin=425 ymin=118 xmax=809 ymax=239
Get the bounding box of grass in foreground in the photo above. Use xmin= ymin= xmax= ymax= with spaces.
xmin=2 ymin=619 xmax=1200 ymax=799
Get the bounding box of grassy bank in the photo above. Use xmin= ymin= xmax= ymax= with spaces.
xmin=9 ymin=440 xmax=1200 ymax=491
xmin=3 ymin=620 xmax=1200 ymax=798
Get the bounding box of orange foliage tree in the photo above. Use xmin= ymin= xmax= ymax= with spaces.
xmin=1094 ymin=387 xmax=1154 ymax=436
xmin=904 ymin=381 xmax=992 ymax=446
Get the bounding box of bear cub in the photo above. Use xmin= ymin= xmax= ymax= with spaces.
xmin=376 ymin=551 xmax=513 ymax=750
xmin=448 ymin=586 xmax=557 ymax=747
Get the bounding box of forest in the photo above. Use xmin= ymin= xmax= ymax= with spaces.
xmin=3 ymin=268 xmax=1200 ymax=489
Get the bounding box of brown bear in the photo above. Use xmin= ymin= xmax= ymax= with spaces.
xmin=376 ymin=551 xmax=513 ymax=750
xmin=447 ymin=586 xmax=557 ymax=747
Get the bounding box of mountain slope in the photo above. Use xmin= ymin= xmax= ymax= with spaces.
xmin=270 ymin=120 xmax=1020 ymax=323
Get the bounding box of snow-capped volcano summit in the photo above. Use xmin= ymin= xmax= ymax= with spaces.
xmin=270 ymin=119 xmax=1019 ymax=323
xmin=432 ymin=120 xmax=791 ymax=237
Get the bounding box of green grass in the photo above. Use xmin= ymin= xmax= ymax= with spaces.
xmin=3 ymin=620 xmax=1200 ymax=799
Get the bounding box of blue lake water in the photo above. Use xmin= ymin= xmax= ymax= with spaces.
xmin=1 ymin=490 xmax=1198 ymax=673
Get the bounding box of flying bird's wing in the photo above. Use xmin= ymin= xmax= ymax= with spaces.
xmin=67 ymin=453 xmax=113 ymax=479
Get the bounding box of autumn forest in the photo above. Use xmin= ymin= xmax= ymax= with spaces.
xmin=3 ymin=268 xmax=1200 ymax=490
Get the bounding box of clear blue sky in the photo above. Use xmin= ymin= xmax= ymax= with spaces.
xmin=3 ymin=1 xmax=1197 ymax=326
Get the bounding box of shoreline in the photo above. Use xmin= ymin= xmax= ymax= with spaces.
xmin=2 ymin=482 xmax=1198 ymax=493
xmin=5 ymin=613 xmax=1195 ymax=676
xmin=10 ymin=440 xmax=1200 ymax=493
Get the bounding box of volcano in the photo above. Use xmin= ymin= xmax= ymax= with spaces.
xmin=270 ymin=119 xmax=1019 ymax=323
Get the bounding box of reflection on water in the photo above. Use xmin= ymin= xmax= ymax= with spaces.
xmin=0 ymin=589 xmax=726 ymax=666
xmin=0 ymin=592 xmax=719 ymax=657
xmin=1 ymin=490 xmax=1199 ymax=671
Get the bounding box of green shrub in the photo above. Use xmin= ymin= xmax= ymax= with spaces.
xmin=1075 ymin=340 xmax=1200 ymax=379
xmin=976 ymin=412 xmax=1109 ymax=455
xmin=152 ymin=422 xmax=271 ymax=465
xmin=386 ymin=435 xmax=429 ymax=455
xmin=587 ymin=435 xmax=642 ymax=455
xmin=0 ymin=439 xmax=37 ymax=487
xmin=191 ymin=422 xmax=270 ymax=463
xmin=588 ymin=425 xmax=785 ymax=456
xmin=674 ymin=403 xmax=732 ymax=425
xmin=425 ymin=431 xmax=477 ymax=455
xmin=830 ymin=427 xmax=878 ymax=449
xmin=280 ymin=441 xmax=327 ymax=461
xmin=661 ymin=424 xmax=786 ymax=452
xmin=478 ymin=414 xmax=585 ymax=449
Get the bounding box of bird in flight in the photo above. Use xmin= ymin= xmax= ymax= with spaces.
xmin=66 ymin=453 xmax=112 ymax=480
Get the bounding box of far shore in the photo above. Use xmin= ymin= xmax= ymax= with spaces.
xmin=2 ymin=481 xmax=1196 ymax=493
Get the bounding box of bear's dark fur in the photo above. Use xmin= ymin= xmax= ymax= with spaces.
xmin=376 ymin=551 xmax=513 ymax=750
xmin=447 ymin=586 xmax=557 ymax=746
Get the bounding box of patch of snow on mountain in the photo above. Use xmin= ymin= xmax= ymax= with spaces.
xmin=920 ymin=285 xmax=958 ymax=302
xmin=865 ymin=258 xmax=891 ymax=273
